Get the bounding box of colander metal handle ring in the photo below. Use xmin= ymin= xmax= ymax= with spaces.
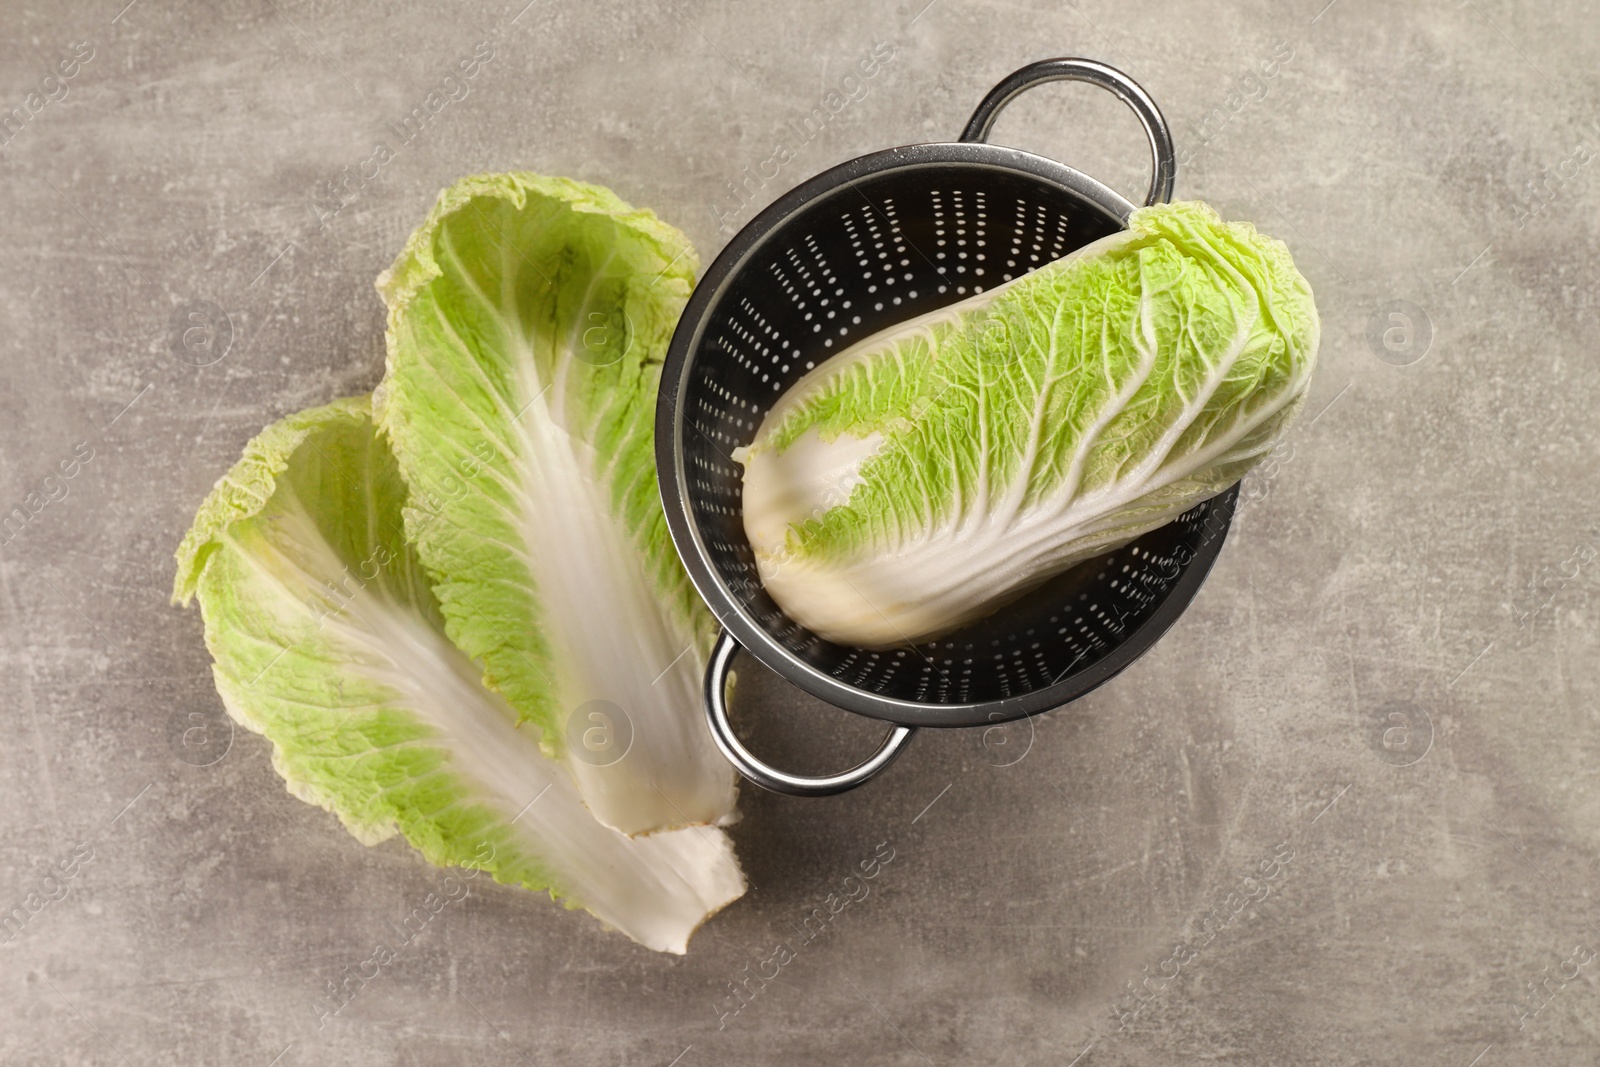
xmin=958 ymin=57 xmax=1176 ymax=207
xmin=704 ymin=631 xmax=916 ymax=796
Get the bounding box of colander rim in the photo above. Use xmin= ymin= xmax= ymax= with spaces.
xmin=656 ymin=140 xmax=1236 ymax=727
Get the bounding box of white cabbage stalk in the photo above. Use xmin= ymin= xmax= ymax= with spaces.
xmin=740 ymin=201 xmax=1320 ymax=648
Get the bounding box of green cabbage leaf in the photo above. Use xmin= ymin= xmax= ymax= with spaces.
xmin=172 ymin=399 xmax=743 ymax=953
xmin=373 ymin=173 xmax=736 ymax=836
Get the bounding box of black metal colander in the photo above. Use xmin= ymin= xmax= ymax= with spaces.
xmin=657 ymin=58 xmax=1239 ymax=795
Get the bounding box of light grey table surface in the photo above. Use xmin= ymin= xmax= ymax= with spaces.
xmin=4 ymin=0 xmax=1598 ymax=1063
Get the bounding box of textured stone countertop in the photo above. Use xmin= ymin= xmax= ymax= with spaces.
xmin=4 ymin=0 xmax=1598 ymax=1063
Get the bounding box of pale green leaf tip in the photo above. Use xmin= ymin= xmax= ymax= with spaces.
xmin=171 ymin=396 xmax=374 ymax=607
xmin=373 ymin=170 xmax=700 ymax=316
xmin=1132 ymin=200 xmax=1319 ymax=306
